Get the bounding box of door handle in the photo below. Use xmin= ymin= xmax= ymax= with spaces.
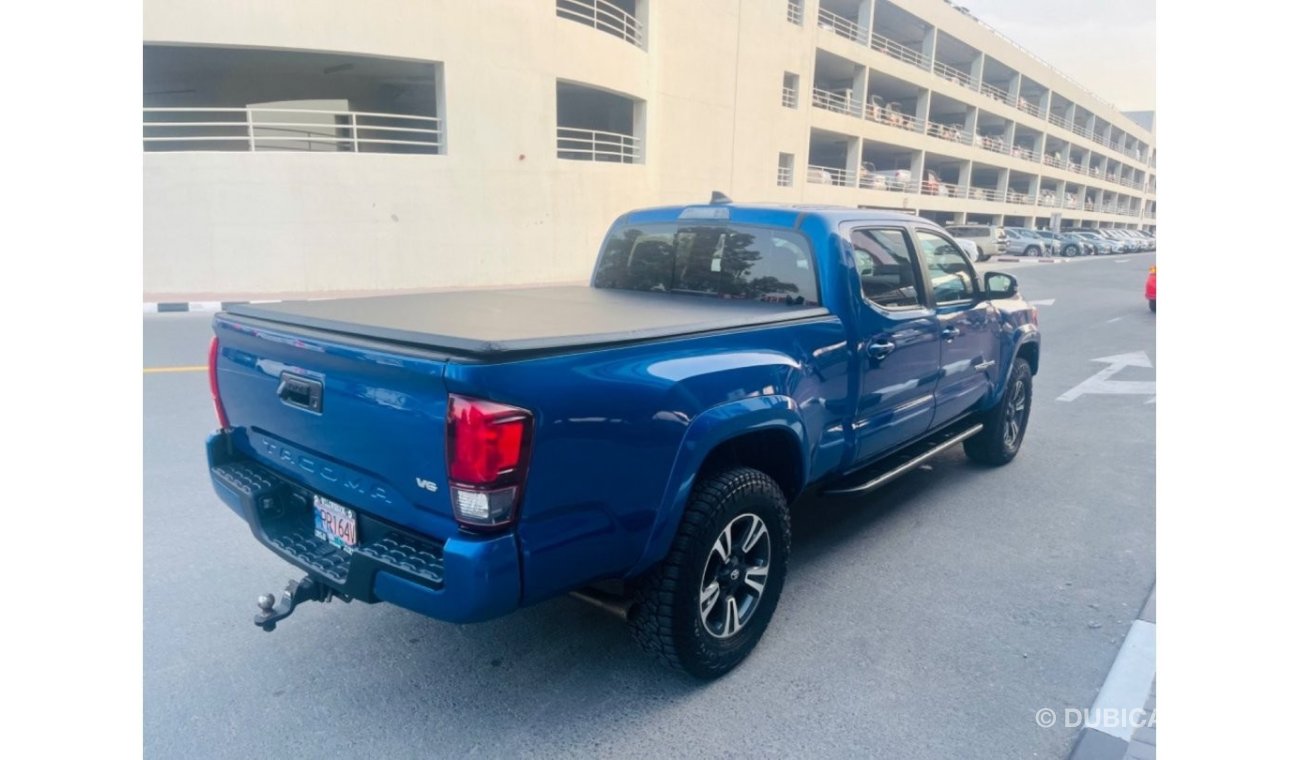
xmin=941 ymin=326 xmax=962 ymax=341
xmin=866 ymin=340 xmax=896 ymax=360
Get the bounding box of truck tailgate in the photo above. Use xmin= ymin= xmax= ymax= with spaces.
xmin=213 ymin=313 xmax=456 ymax=537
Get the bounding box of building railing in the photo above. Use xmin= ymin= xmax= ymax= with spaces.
xmin=865 ymin=99 xmax=921 ymax=132
xmin=142 ymin=107 xmax=442 ymax=153
xmin=926 ymin=120 xmax=973 ymax=145
xmin=1047 ymin=112 xmax=1069 ymax=131
xmin=782 ymin=86 xmax=798 ymax=108
xmin=1037 ymin=194 xmax=1059 ymax=207
xmin=777 ymin=164 xmax=794 ymax=187
xmin=931 ymin=181 xmax=966 ymax=198
xmin=556 ymin=127 xmax=641 ymax=163
xmin=1009 ymin=145 xmax=1040 ymax=163
xmin=817 ymin=7 xmax=868 ymax=45
xmin=860 ymin=173 xmax=918 ymax=193
xmin=807 ymin=164 xmax=854 ymax=186
xmin=977 ymin=133 xmax=1009 ymax=155
xmin=811 ymin=87 xmax=862 ymax=117
xmin=1006 ymin=190 xmax=1034 ymax=205
xmin=969 ymin=187 xmax=1004 ymax=203
xmin=1043 ymin=154 xmax=1065 ymax=169
xmin=1016 ymin=97 xmax=1042 ymax=119
xmin=787 ymin=0 xmax=803 ymax=25
xmin=933 ymin=60 xmax=974 ymax=90
xmin=979 ymin=82 xmax=1009 ymax=104
xmin=556 ymin=0 xmax=645 ymax=48
xmin=870 ymin=32 xmax=931 ymax=71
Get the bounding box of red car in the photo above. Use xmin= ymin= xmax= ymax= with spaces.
xmin=1145 ymin=266 xmax=1157 ymax=312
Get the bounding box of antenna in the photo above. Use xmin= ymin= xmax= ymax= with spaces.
xmin=710 ymin=191 xmax=733 ymax=205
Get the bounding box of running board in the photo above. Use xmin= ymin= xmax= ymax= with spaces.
xmin=821 ymin=423 xmax=984 ymax=496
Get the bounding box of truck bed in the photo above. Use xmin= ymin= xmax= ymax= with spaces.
xmin=225 ymin=285 xmax=830 ymax=358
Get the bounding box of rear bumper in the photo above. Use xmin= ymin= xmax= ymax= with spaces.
xmin=206 ymin=431 xmax=520 ymax=624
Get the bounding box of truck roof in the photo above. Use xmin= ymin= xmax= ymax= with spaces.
xmin=617 ymin=202 xmax=939 ymax=231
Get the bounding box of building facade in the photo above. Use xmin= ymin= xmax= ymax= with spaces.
xmin=143 ymin=0 xmax=1156 ymax=298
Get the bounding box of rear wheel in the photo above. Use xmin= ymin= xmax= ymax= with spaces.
xmin=964 ymin=358 xmax=1033 ymax=466
xmin=1025 ymin=245 xmax=1041 ymax=257
xmin=629 ymin=467 xmax=791 ymax=679
xmin=1064 ymin=244 xmax=1079 ymax=257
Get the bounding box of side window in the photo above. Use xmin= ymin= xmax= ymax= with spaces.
xmin=849 ymin=227 xmax=921 ymax=310
xmin=916 ymin=229 xmax=976 ymax=303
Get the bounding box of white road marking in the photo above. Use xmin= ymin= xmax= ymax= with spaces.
xmin=1058 ymin=351 xmax=1156 ymax=402
xmin=1107 ymin=317 xmax=1123 ymax=323
xmin=1029 ymin=299 xmax=1056 ymax=306
xmin=1115 ymin=259 xmax=1130 ymax=263
xmin=1085 ymin=619 xmax=1156 ymax=739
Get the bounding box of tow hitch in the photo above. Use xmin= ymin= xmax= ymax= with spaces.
xmin=254 ymin=576 xmax=342 ymax=632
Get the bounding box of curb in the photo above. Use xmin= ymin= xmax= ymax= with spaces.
xmin=143 ymin=300 xmax=285 ymax=313
xmin=1068 ymin=583 xmax=1157 ymax=760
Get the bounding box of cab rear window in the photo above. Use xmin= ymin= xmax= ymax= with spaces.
xmin=593 ymin=224 xmax=819 ymax=305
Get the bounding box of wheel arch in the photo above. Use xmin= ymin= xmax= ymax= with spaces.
xmin=628 ymin=396 xmax=807 ymax=577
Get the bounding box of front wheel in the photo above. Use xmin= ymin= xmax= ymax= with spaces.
xmin=1064 ymin=244 xmax=1079 ymax=257
xmin=1025 ymin=245 xmax=1041 ymax=257
xmin=629 ymin=467 xmax=791 ymax=679
xmin=964 ymin=357 xmax=1033 ymax=466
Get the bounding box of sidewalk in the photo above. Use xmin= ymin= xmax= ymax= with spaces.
xmin=1070 ymin=584 xmax=1157 ymax=759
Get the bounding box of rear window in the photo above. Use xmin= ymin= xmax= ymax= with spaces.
xmin=945 ymin=226 xmax=989 ymax=238
xmin=592 ymin=223 xmax=819 ymax=305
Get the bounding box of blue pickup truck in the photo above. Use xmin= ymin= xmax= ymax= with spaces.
xmin=206 ymin=200 xmax=1040 ymax=678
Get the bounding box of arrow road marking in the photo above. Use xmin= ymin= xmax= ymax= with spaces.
xmin=1029 ymin=299 xmax=1056 ymax=306
xmin=1057 ymin=351 xmax=1156 ymax=402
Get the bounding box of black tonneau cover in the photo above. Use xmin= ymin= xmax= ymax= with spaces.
xmin=224 ymin=286 xmax=830 ymax=358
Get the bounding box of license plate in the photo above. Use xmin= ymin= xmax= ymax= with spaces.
xmin=313 ymin=494 xmax=357 ymax=551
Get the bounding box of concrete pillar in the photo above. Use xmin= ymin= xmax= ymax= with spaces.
xmin=1038 ymin=89 xmax=1051 ymax=117
xmin=857 ymin=0 xmax=874 ymax=39
xmin=964 ymin=107 xmax=979 ymax=140
xmin=922 ymin=25 xmax=937 ymax=68
xmin=996 ymin=168 xmax=1010 ymax=201
xmin=971 ymin=53 xmax=986 ymax=88
xmin=958 ymin=159 xmax=973 ymax=195
xmin=910 ymin=150 xmax=926 ymax=185
xmin=1085 ymin=112 xmax=1097 ymax=139
xmin=1034 ymin=130 xmax=1046 ymax=158
xmin=846 ymin=137 xmax=862 ymax=183
xmin=1008 ymin=72 xmax=1022 ymax=103
xmin=853 ymin=66 xmax=868 ymax=111
xmin=915 ymin=89 xmax=931 ymax=125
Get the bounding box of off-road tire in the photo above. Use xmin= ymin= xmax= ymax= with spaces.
xmin=628 ymin=467 xmax=791 ymax=679
xmin=964 ymin=357 xmax=1033 ymax=466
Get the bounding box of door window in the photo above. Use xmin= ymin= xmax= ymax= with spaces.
xmin=916 ymin=229 xmax=977 ymax=303
xmin=849 ymin=227 xmax=921 ymax=310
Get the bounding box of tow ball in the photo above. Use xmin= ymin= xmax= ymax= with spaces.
xmin=254 ymin=576 xmax=340 ymax=632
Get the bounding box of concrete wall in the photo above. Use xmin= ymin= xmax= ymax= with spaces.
xmin=143 ymin=0 xmax=1155 ymax=298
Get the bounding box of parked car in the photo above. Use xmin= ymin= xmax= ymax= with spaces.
xmin=1004 ymin=227 xmax=1053 ymax=257
xmin=1146 ymin=265 xmax=1157 ymax=312
xmin=861 ymin=162 xmax=911 ymax=191
xmin=954 ymin=237 xmax=982 ymax=262
xmin=1037 ymin=230 xmax=1093 ymax=257
xmin=205 ymin=200 xmax=1041 ymax=679
xmin=944 ymin=223 xmax=1008 ymax=261
xmin=1064 ymin=229 xmax=1119 ymax=255
xmin=1100 ymin=229 xmax=1137 ymax=253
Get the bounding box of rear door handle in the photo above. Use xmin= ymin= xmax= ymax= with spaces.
xmin=941 ymin=326 xmax=962 ymax=341
xmin=866 ymin=340 xmax=896 ymax=360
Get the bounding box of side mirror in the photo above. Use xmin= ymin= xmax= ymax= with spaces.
xmin=983 ymin=272 xmax=1019 ymax=299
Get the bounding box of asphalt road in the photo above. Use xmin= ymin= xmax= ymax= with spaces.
xmin=144 ymin=252 xmax=1156 ymax=759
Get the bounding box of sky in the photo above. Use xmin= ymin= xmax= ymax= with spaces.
xmin=954 ymin=0 xmax=1155 ymax=112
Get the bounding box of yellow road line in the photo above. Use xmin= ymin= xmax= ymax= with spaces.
xmin=143 ymin=365 xmax=207 ymax=374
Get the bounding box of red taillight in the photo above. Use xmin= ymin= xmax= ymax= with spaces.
xmin=208 ymin=337 xmax=230 ymax=430
xmin=446 ymin=394 xmax=533 ymax=529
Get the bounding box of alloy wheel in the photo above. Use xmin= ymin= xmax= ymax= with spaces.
xmin=699 ymin=513 xmax=771 ymax=639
